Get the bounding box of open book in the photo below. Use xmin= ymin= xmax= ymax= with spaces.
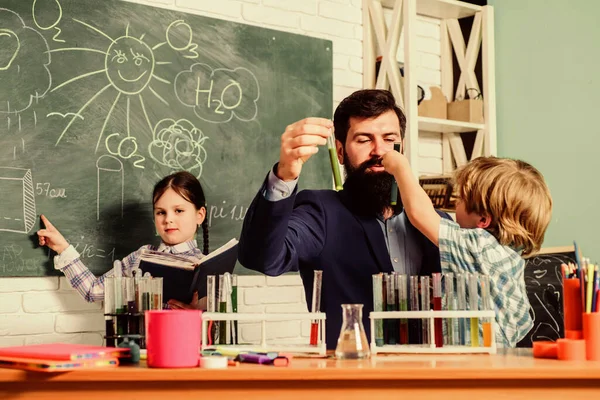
xmin=138 ymin=238 xmax=239 ymax=304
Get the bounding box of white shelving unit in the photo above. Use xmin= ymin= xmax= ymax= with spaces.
xmin=201 ymin=312 xmax=327 ymax=355
xmin=363 ymin=0 xmax=496 ymax=176
xmin=369 ymin=309 xmax=497 ymax=354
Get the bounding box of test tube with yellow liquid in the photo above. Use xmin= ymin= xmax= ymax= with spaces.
xmin=480 ymin=275 xmax=493 ymax=347
xmin=456 ymin=273 xmax=468 ymax=345
xmin=468 ymin=273 xmax=480 ymax=347
xmin=327 ymin=133 xmax=343 ymax=191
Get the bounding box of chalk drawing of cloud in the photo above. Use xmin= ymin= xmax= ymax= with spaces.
xmin=174 ymin=63 xmax=259 ymax=124
xmin=0 ymin=8 xmax=52 ymax=114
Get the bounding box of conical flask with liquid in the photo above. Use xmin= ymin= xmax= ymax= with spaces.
xmin=335 ymin=304 xmax=370 ymax=359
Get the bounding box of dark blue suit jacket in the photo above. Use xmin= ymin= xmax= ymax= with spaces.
xmin=238 ymin=183 xmax=448 ymax=349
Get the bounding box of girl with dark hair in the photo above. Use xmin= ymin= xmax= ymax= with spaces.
xmin=37 ymin=171 xmax=209 ymax=310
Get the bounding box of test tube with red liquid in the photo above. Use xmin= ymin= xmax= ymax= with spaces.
xmin=432 ymin=273 xmax=443 ymax=347
xmin=310 ymin=270 xmax=323 ymax=345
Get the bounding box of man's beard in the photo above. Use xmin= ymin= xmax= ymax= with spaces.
xmin=342 ymin=155 xmax=397 ymax=216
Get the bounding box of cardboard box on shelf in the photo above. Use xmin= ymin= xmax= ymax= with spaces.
xmin=418 ymin=87 xmax=447 ymax=119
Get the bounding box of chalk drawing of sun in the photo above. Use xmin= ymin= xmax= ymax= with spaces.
xmin=50 ymin=20 xmax=171 ymax=152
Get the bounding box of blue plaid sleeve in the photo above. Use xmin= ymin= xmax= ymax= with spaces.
xmin=57 ymin=245 xmax=150 ymax=302
xmin=438 ymin=218 xmax=533 ymax=347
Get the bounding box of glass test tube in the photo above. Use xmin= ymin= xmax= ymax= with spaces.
xmin=372 ymin=274 xmax=384 ymax=347
xmin=140 ymin=273 xmax=151 ymax=312
xmin=207 ymin=275 xmax=217 ymax=344
xmin=152 ymin=278 xmax=163 ymax=310
xmin=310 ymin=270 xmax=323 ymax=345
xmin=386 ymin=274 xmax=397 ymax=345
xmin=397 ymin=274 xmax=409 ymax=344
xmin=104 ymin=276 xmax=115 ymax=347
xmin=456 ymin=273 xmax=468 ymax=345
xmin=432 ymin=273 xmax=443 ymax=348
xmin=480 ymin=275 xmax=493 ymax=347
xmin=125 ymin=277 xmax=135 ymax=313
xmin=218 ymin=275 xmax=227 ymax=345
xmin=382 ymin=274 xmax=388 ymax=343
xmin=231 ymin=274 xmax=238 ymax=345
xmin=223 ymin=273 xmax=232 ymax=344
xmin=469 ymin=273 xmax=480 ymax=347
xmin=327 ymin=134 xmax=343 ymax=191
xmin=409 ymin=275 xmax=421 ymax=344
xmin=444 ymin=272 xmax=458 ymax=345
xmin=132 ymin=268 xmax=141 ymax=314
xmin=420 ymin=276 xmax=430 ymax=345
xmin=124 ymin=277 xmax=137 ymax=335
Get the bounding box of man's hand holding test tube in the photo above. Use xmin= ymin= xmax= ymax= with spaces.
xmin=390 ymin=142 xmax=401 ymax=205
xmin=327 ymin=134 xmax=343 ymax=191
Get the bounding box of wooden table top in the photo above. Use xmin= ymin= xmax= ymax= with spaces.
xmin=1 ymin=349 xmax=600 ymax=383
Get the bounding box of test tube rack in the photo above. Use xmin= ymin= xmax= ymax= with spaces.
xmin=201 ymin=312 xmax=327 ymax=355
xmin=369 ymin=310 xmax=497 ymax=354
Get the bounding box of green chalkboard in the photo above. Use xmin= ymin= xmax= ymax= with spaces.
xmin=0 ymin=0 xmax=333 ymax=276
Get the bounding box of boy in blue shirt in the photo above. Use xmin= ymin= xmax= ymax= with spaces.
xmin=381 ymin=154 xmax=553 ymax=346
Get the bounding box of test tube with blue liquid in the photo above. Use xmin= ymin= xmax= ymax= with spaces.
xmin=372 ymin=274 xmax=384 ymax=346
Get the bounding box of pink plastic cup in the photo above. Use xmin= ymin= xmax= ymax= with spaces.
xmin=145 ymin=310 xmax=202 ymax=368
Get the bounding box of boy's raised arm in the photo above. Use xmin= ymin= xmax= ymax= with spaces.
xmin=382 ymin=151 xmax=441 ymax=246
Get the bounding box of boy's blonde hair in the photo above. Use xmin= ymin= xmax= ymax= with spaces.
xmin=453 ymin=157 xmax=552 ymax=255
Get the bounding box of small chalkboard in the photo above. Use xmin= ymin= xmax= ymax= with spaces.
xmin=517 ymin=246 xmax=576 ymax=347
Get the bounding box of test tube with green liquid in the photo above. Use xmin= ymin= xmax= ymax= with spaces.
xmin=456 ymin=273 xmax=468 ymax=345
xmin=480 ymin=275 xmax=493 ymax=347
xmin=386 ymin=274 xmax=397 ymax=344
xmin=420 ymin=276 xmax=430 ymax=345
xmin=327 ymin=134 xmax=343 ymax=191
xmin=444 ymin=272 xmax=457 ymax=345
xmin=469 ymin=273 xmax=480 ymax=347
xmin=372 ymin=274 xmax=384 ymax=346
xmin=397 ymin=274 xmax=409 ymax=344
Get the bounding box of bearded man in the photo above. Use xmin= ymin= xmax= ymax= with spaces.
xmin=238 ymin=89 xmax=450 ymax=349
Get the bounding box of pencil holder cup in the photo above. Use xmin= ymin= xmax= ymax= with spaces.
xmin=146 ymin=310 xmax=202 ymax=368
xmin=583 ymin=312 xmax=600 ymax=361
xmin=557 ymin=338 xmax=586 ymax=361
xmin=563 ymin=278 xmax=583 ymax=332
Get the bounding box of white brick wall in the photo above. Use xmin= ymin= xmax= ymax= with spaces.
xmin=0 ymin=0 xmax=442 ymax=347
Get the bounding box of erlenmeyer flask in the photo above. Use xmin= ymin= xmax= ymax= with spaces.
xmin=335 ymin=304 xmax=370 ymax=359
